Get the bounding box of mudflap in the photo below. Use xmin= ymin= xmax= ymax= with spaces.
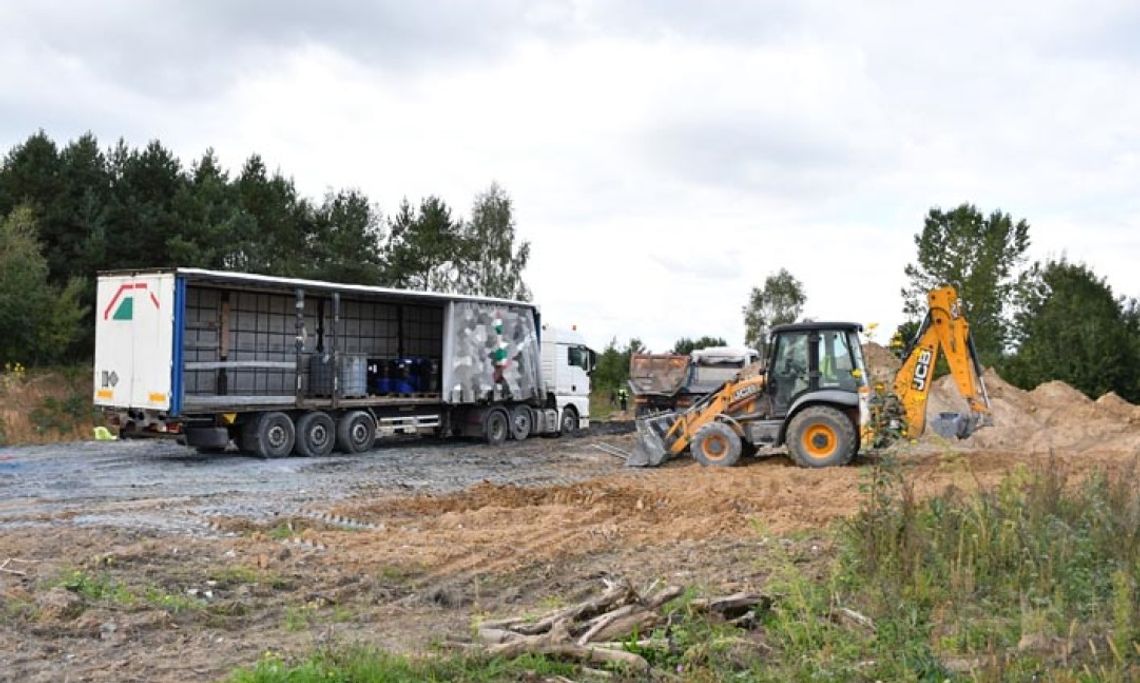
xmin=626 ymin=414 xmax=675 ymax=467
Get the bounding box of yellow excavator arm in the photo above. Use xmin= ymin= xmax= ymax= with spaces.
xmin=893 ymin=285 xmax=992 ymax=439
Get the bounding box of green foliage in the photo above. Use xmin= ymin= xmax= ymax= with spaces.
xmin=1002 ymin=259 xmax=1140 ymax=401
xmin=384 ymin=196 xmax=465 ymax=292
xmin=671 ymin=335 xmax=727 ymax=355
xmin=832 ymin=459 xmax=1140 ymax=679
xmin=591 ymin=336 xmax=644 ymax=393
xmin=743 ymin=268 xmax=805 ymax=355
xmin=459 ymin=183 xmax=531 ymax=300
xmin=29 ymin=392 xmax=90 ymax=435
xmin=901 ymin=203 xmax=1031 ymax=366
xmin=226 ymin=646 xmax=576 ymax=683
xmin=0 ymin=132 xmax=531 ymax=364
xmin=0 ymin=207 xmax=86 ymax=365
xmin=55 ymin=569 xmax=134 ymax=605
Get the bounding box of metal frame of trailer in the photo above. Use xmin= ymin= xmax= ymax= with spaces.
xmin=95 ymin=268 xmax=566 ymax=456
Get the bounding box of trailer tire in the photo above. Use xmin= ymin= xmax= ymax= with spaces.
xmin=245 ymin=412 xmax=295 ymax=459
xmin=559 ymin=406 xmax=578 ymax=436
xmin=691 ymin=422 xmax=742 ymax=467
xmin=786 ymin=405 xmax=857 ymax=468
xmin=509 ymin=405 xmax=533 ymax=441
xmin=483 ymin=409 xmax=509 ymax=446
xmin=336 ymin=411 xmax=376 ymax=454
xmin=295 ymin=411 xmax=335 ymax=457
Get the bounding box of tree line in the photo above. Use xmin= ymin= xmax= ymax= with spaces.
xmin=0 ymin=131 xmax=531 ymax=365
xmin=741 ymin=204 xmax=1140 ymax=403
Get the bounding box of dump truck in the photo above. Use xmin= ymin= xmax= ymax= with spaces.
xmin=628 ymin=346 xmax=760 ymax=416
xmin=628 ymin=286 xmax=991 ymax=468
xmin=94 ymin=268 xmax=594 ymax=457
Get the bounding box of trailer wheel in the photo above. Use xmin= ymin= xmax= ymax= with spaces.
xmin=559 ymin=406 xmax=578 ymax=436
xmin=509 ymin=405 xmax=533 ymax=441
xmin=786 ymin=405 xmax=857 ymax=468
xmin=691 ymin=422 xmax=742 ymax=467
xmin=483 ymin=409 xmax=509 ymax=446
xmin=336 ymin=411 xmax=376 ymax=454
xmin=245 ymin=412 xmax=295 ymax=459
xmin=294 ymin=411 xmax=335 ymax=457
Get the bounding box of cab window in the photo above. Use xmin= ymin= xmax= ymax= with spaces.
xmin=819 ymin=330 xmax=856 ymax=390
xmin=567 ymin=345 xmax=591 ymax=371
xmin=772 ymin=331 xmax=810 ymax=406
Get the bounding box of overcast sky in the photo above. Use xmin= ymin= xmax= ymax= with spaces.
xmin=2 ymin=1 xmax=1138 ymax=351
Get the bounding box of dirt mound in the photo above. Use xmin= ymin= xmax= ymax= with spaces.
xmin=862 ymin=342 xmax=901 ymax=386
xmin=1097 ymin=392 xmax=1140 ymax=422
xmin=925 ymin=370 xmax=1140 ymax=454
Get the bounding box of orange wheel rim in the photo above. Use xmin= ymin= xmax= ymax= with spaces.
xmin=701 ymin=434 xmax=729 ymax=461
xmin=802 ymin=424 xmax=837 ymax=459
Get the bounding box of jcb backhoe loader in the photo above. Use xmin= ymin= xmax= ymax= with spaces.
xmin=626 ymin=286 xmax=992 ymax=468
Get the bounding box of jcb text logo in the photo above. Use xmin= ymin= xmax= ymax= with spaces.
xmin=912 ymin=349 xmax=933 ymax=391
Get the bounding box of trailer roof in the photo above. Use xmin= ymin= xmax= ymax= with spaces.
xmin=98 ymin=268 xmax=537 ymax=308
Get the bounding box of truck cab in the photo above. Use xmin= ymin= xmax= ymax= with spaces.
xmin=540 ymin=326 xmax=596 ymax=432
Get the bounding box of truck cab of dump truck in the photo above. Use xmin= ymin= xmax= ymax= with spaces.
xmin=540 ymin=326 xmax=595 ymax=433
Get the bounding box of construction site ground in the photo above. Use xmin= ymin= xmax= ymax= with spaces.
xmin=3 ymin=359 xmax=1140 ymax=681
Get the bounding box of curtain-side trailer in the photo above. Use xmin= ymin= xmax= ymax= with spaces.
xmin=93 ymin=269 xmax=594 ymax=457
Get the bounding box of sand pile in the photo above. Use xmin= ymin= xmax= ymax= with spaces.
xmin=862 ymin=342 xmax=901 ymax=386
xmin=926 ymin=370 xmax=1140 ymax=454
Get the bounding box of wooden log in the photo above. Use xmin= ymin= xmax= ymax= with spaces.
xmin=644 ymin=585 xmax=684 ymax=610
xmin=689 ymin=592 xmax=770 ymax=618
xmin=577 ymin=604 xmax=638 ymax=645
xmin=591 ymin=610 xmax=661 ymax=643
xmin=488 ymin=640 xmax=649 ymax=672
xmin=513 ymin=582 xmax=637 ymax=636
xmin=478 ymin=627 xmax=524 ymax=645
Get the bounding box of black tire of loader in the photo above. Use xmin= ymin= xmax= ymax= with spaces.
xmin=786 ymin=405 xmax=858 ymax=468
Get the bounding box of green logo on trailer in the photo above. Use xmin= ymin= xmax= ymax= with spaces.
xmin=113 ymin=297 xmax=133 ymax=320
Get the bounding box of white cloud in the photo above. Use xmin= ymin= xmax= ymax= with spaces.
xmin=1 ymin=0 xmax=1138 ymax=352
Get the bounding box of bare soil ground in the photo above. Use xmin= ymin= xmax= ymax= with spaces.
xmin=3 ymin=371 xmax=1140 ymax=682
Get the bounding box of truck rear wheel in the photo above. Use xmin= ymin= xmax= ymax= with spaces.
xmin=336 ymin=411 xmax=376 ymax=454
xmin=786 ymin=405 xmax=857 ymax=468
xmin=295 ymin=411 xmax=335 ymax=457
xmin=509 ymin=405 xmax=533 ymax=441
xmin=242 ymin=412 xmax=295 ymax=459
xmin=691 ymin=422 xmax=742 ymax=467
xmin=483 ymin=409 xmax=509 ymax=446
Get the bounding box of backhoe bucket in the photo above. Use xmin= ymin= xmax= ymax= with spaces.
xmin=929 ymin=412 xmax=989 ymax=439
xmin=626 ymin=414 xmax=675 ymax=467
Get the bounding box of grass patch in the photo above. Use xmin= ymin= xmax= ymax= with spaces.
xmin=210 ymin=565 xmax=261 ymax=587
xmin=54 ymin=569 xmax=134 ymax=605
xmin=227 ymin=646 xmax=576 ymax=682
xmin=143 ymin=586 xmax=206 ymax=613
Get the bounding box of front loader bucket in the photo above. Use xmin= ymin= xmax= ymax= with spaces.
xmin=626 ymin=414 xmax=675 ymax=467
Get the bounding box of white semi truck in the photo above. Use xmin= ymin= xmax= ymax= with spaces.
xmin=93 ymin=269 xmax=594 ymax=457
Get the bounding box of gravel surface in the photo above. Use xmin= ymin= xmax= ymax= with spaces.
xmin=0 ymin=430 xmax=629 ymax=535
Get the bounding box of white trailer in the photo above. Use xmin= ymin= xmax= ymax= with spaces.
xmin=94 ymin=269 xmax=594 ymax=457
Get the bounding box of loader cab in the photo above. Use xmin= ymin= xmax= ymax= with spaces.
xmin=766 ymin=322 xmax=867 ymax=417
